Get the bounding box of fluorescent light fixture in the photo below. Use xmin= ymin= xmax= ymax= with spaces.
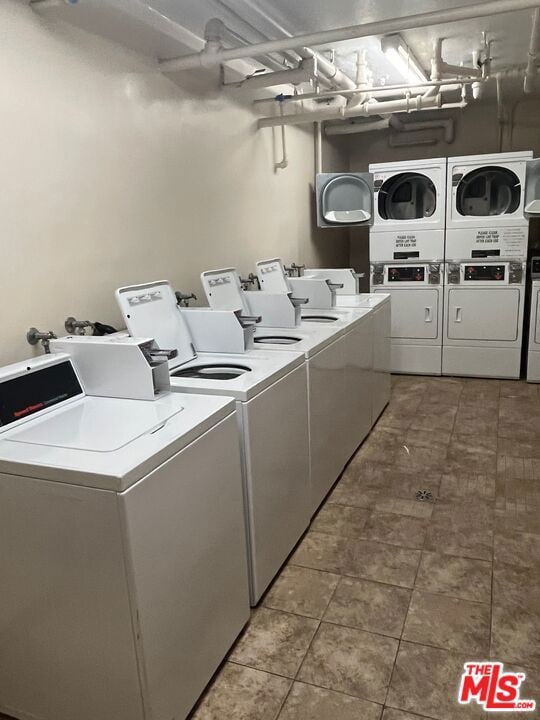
xmin=381 ymin=34 xmax=428 ymax=85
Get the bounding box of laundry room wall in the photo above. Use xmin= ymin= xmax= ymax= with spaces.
xmin=336 ymin=99 xmax=540 ymax=281
xmin=0 ymin=1 xmax=348 ymax=366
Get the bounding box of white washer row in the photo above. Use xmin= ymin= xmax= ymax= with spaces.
xmin=0 ymin=262 xmax=390 ymax=720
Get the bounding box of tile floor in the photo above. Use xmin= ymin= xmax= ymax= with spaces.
xmin=190 ymin=375 xmax=540 ymax=720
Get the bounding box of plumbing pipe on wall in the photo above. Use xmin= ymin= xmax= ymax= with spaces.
xmin=159 ymin=0 xmax=540 ymax=72
xmin=525 ymin=7 xmax=540 ymax=93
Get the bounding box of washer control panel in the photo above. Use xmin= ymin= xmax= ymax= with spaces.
xmin=447 ymin=261 xmax=524 ymax=285
xmin=464 ymin=264 xmax=505 ymax=281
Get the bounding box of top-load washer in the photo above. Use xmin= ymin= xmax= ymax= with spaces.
xmin=446 ymin=151 xmax=533 ymax=259
xmin=201 ymin=266 xmax=372 ymax=514
xmin=315 ymin=172 xmax=374 ymax=228
xmin=369 ymin=157 xmax=447 ymax=262
xmin=0 ymin=350 xmax=249 ymax=720
xmin=116 ymin=280 xmax=310 ymax=605
xmin=304 ymin=268 xmax=391 ymax=423
xmin=527 ymin=256 xmax=540 ymax=382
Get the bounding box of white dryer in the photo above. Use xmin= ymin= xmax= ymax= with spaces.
xmin=0 ymin=353 xmax=249 ymax=720
xmin=304 ymin=268 xmax=391 ymax=424
xmin=116 ymin=280 xmax=310 ymax=605
xmin=371 ymin=261 xmax=444 ymax=376
xmin=369 ymin=157 xmax=447 ymax=262
xmin=446 ymin=151 xmax=532 ymax=259
xmin=527 ymin=257 xmax=540 ymax=382
xmin=443 ymin=260 xmax=526 ymax=378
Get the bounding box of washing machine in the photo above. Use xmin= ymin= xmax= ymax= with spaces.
xmin=369 ymin=157 xmax=447 ymax=262
xmin=315 ymin=172 xmax=374 ymax=228
xmin=0 ymin=352 xmax=250 ymax=720
xmin=442 ymin=260 xmax=526 ymax=378
xmin=201 ymin=266 xmax=372 ymax=514
xmin=304 ymin=268 xmax=391 ymax=424
xmin=116 ymin=280 xmax=310 ymax=604
xmin=371 ymin=261 xmax=444 ymax=376
xmin=527 ymin=257 xmax=540 ymax=382
xmin=446 ymin=151 xmax=532 ymax=259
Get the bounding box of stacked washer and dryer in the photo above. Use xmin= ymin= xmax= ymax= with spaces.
xmin=368 ymin=158 xmax=447 ymax=375
xmin=444 ymin=151 xmax=532 ymax=379
xmin=366 ymin=152 xmax=535 ymax=380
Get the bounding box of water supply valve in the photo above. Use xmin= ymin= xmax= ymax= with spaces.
xmin=27 ymin=327 xmax=57 ymax=354
xmin=284 ymin=263 xmax=305 ymax=277
xmin=175 ymin=291 xmax=197 ymax=307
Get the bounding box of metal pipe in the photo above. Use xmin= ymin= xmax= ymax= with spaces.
xmin=159 ymin=0 xmax=540 ymax=72
xmin=30 ymin=0 xmax=78 ymax=7
xmin=258 ymin=93 xmax=442 ymax=128
xmin=525 ymin=7 xmax=540 ymax=92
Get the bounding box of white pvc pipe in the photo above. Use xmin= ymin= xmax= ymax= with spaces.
xmin=252 ymin=77 xmax=483 ymax=105
xmin=258 ymin=93 xmax=442 ymax=128
xmin=159 ymin=0 xmax=540 ymax=72
xmin=315 ymin=122 xmax=323 ymax=174
xmin=325 ymin=118 xmax=391 ymax=135
xmin=525 ymin=7 xmax=540 ymax=92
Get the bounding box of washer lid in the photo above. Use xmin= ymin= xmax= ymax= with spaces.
xmin=116 ymin=281 xmax=197 ymax=370
xmin=6 ymin=397 xmax=184 ymax=452
xmin=201 ymin=268 xmax=249 ymax=313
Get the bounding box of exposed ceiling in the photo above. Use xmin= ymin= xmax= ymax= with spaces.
xmin=148 ymin=0 xmax=536 ymax=87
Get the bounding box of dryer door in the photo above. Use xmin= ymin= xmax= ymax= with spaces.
xmin=525 ymin=159 xmax=540 ymax=218
xmin=378 ymin=172 xmax=437 ymax=221
xmin=455 ymin=166 xmax=521 ymax=217
xmin=316 ymin=173 xmax=373 ymax=228
xmin=447 ymin=288 xmax=520 ymax=341
xmin=385 ymin=288 xmax=439 ymax=340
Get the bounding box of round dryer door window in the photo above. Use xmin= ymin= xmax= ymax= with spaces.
xmin=456 ymin=166 xmax=521 ymax=216
xmin=378 ymin=172 xmax=436 ymax=220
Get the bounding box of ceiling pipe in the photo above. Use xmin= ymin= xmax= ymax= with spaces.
xmin=258 ymin=93 xmax=444 ymax=128
xmin=390 ymin=115 xmax=455 ymax=142
xmin=159 ymin=0 xmax=540 ymax=73
xmin=524 ymin=7 xmax=540 ymax=92
xmin=253 ymin=77 xmax=480 ymax=105
xmin=325 ymin=118 xmax=392 ymax=135
xmin=205 ymin=18 xmax=285 ymax=72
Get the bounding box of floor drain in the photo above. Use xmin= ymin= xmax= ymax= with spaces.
xmin=415 ymin=490 xmax=434 ymax=502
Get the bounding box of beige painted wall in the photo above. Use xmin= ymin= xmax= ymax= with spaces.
xmin=335 ymin=99 xmax=540 ymax=281
xmin=0 ymin=1 xmax=348 ymax=365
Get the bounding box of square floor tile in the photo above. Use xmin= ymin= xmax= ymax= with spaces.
xmin=447 ymin=438 xmax=497 ymax=474
xmin=389 ymin=471 xmax=441 ymax=502
xmin=393 ymin=442 xmax=449 ymax=473
xmin=364 ymin=511 xmax=427 ymax=549
xmin=402 ymin=589 xmax=490 ymax=654
xmin=298 ymin=622 xmax=398 ymax=704
xmin=491 ymin=603 xmax=540 ymax=669
xmin=191 ymin=663 xmax=291 ymax=720
xmin=409 ymin=406 xmax=458 ymax=433
xmin=291 ymin=532 xmax=350 ymax=574
xmin=277 ymin=682 xmax=383 ymax=720
xmin=491 ymin=563 xmax=540 ymax=669
xmin=415 ymin=551 xmax=492 ymax=603
xmin=386 ymin=642 xmax=484 ymax=720
xmin=425 ymin=500 xmax=493 ymax=561
xmin=439 ymin=473 xmax=496 ymax=502
xmin=324 ymin=577 xmax=411 ymax=638
xmin=328 ymin=470 xmax=389 ymax=509
xmin=347 ymin=539 xmax=422 ymax=588
xmin=497 ymin=456 xmax=540 ymax=480
xmin=374 ymin=497 xmax=434 ymax=520
xmin=494 ymin=530 xmax=540 ymax=568
xmin=264 ymin=566 xmax=340 ymax=620
xmin=311 ymin=503 xmax=369 ymax=539
xmin=498 ymin=437 xmax=540 ymax=459
xmin=230 ymin=608 xmax=318 ymax=678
